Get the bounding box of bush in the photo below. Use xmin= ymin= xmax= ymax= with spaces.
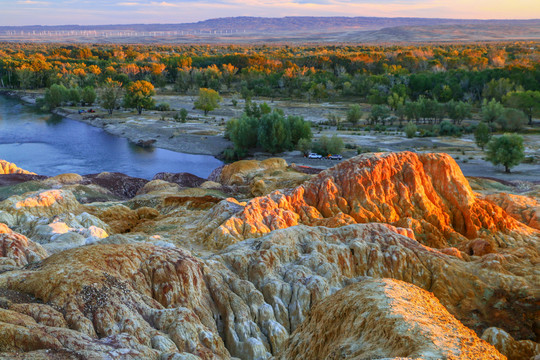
xmin=155 ymin=102 xmax=171 ymax=111
xmin=438 ymin=120 xmax=462 ymax=137
xmin=297 ymin=138 xmax=312 ymax=156
xmin=496 ymin=108 xmax=527 ymax=132
xmin=404 ymin=122 xmax=417 ymax=138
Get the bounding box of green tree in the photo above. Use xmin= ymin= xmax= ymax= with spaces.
xmin=369 ymin=105 xmax=390 ymax=125
xmin=482 ymin=78 xmax=515 ymax=101
xmin=68 ymin=88 xmax=81 ymax=105
xmin=124 ymin=80 xmax=155 ymax=115
xmin=327 ymin=134 xmax=344 ymax=155
xmin=387 ymin=92 xmax=404 ymax=111
xmin=100 ymin=79 xmax=123 ymax=115
xmin=503 ymin=90 xmax=540 ymax=126
xmin=194 ymin=88 xmax=222 ymax=116
xmin=346 ymin=104 xmax=362 ymax=126
xmin=287 ymin=115 xmax=312 ymax=145
xmin=258 ymin=112 xmax=291 ymax=153
xmin=43 ymin=84 xmax=68 ymax=110
xmin=474 ymin=122 xmax=491 ymax=150
xmin=297 ymin=138 xmax=312 ymax=156
xmin=496 ymin=108 xmax=527 ymax=132
xmin=486 ymin=134 xmax=525 ymax=173
xmin=404 ymin=122 xmax=417 ymax=138
xmin=227 ymin=115 xmax=259 ymax=151
xmin=481 ymin=99 xmax=504 ymax=124
xmin=446 ymin=100 xmax=471 ymax=125
xmin=81 ymin=86 xmax=96 ymax=106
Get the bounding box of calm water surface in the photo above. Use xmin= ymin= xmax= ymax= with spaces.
xmin=0 ymin=95 xmax=223 ymax=179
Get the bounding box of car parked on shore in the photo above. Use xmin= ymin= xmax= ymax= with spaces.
xmin=328 ymin=154 xmax=343 ymax=160
xmin=308 ymin=153 xmax=323 ymax=159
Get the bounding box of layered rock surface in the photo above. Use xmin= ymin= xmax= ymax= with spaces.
xmin=212 ymin=152 xmax=534 ymax=249
xmin=278 ymin=279 xmax=505 ymax=359
xmin=0 ymin=153 xmax=538 ymax=360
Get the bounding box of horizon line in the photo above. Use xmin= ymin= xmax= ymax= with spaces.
xmin=2 ymin=15 xmax=540 ymax=28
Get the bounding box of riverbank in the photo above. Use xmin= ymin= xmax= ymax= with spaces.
xmin=2 ymin=89 xmax=539 ymax=183
xmin=0 ymin=90 xmax=231 ymax=157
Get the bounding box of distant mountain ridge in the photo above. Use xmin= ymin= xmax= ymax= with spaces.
xmin=1 ymin=16 xmax=539 ymax=43
xmin=1 ymin=16 xmax=539 ymax=32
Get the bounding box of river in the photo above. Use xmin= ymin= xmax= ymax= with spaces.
xmin=0 ymin=95 xmax=223 ymax=179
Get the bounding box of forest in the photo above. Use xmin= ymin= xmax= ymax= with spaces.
xmin=0 ymin=41 xmax=539 ymax=165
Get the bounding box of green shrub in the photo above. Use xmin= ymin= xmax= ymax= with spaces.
xmin=404 ymin=122 xmax=417 ymax=138
xmin=156 ymin=102 xmax=171 ymax=111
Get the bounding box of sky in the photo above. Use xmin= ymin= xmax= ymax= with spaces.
xmin=1 ymin=0 xmax=539 ymax=26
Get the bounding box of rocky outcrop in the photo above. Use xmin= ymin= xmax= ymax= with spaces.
xmin=0 ymin=154 xmax=538 ymax=359
xmin=482 ymin=327 xmax=540 ymax=360
xmin=153 ymin=172 xmax=208 ymax=189
xmin=0 ymin=160 xmax=35 ymax=175
xmin=485 ymin=192 xmax=540 ymax=230
xmin=212 ymin=152 xmax=535 ymax=249
xmin=2 ymin=224 xmax=534 ymax=359
xmin=0 ymin=243 xmax=230 ymax=359
xmin=218 ymin=158 xmax=312 ymax=197
xmin=84 ymin=172 xmax=148 ymax=199
xmin=278 ymin=279 xmax=505 ymax=360
xmin=0 ymin=224 xmax=47 ymax=269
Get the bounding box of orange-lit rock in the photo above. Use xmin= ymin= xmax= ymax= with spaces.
xmin=212 ymin=152 xmax=535 ymax=249
xmin=0 ymin=189 xmax=82 ymax=219
xmin=0 ymin=160 xmax=35 ymax=175
xmin=0 ymin=223 xmax=47 ymax=268
xmin=278 ymin=279 xmax=506 ymax=360
xmin=485 ymin=192 xmax=540 ymax=230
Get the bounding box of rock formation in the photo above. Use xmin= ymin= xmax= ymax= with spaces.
xmin=0 ymin=160 xmax=35 ymax=175
xmin=0 ymin=152 xmax=538 ymax=360
xmin=212 ymin=152 xmax=534 ymax=249
xmin=278 ymin=279 xmax=505 ymax=359
xmin=485 ymin=192 xmax=540 ymax=230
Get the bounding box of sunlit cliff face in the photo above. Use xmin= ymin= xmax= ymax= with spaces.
xmin=212 ymin=152 xmax=534 ymax=249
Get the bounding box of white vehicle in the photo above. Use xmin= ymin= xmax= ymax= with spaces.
xmin=308 ymin=153 xmax=323 ymax=159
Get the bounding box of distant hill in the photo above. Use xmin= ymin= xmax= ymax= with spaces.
xmin=0 ymin=16 xmax=539 ymax=43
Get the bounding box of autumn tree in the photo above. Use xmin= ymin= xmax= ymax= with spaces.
xmin=194 ymin=88 xmax=222 ymax=116
xmin=100 ymin=79 xmax=123 ymax=115
xmin=124 ymin=80 xmax=155 ymax=115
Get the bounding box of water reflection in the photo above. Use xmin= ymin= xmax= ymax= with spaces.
xmin=46 ymin=114 xmax=63 ymax=126
xmin=0 ymin=95 xmax=223 ymax=179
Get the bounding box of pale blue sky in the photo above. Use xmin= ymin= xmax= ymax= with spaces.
xmin=1 ymin=0 xmax=538 ymax=26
